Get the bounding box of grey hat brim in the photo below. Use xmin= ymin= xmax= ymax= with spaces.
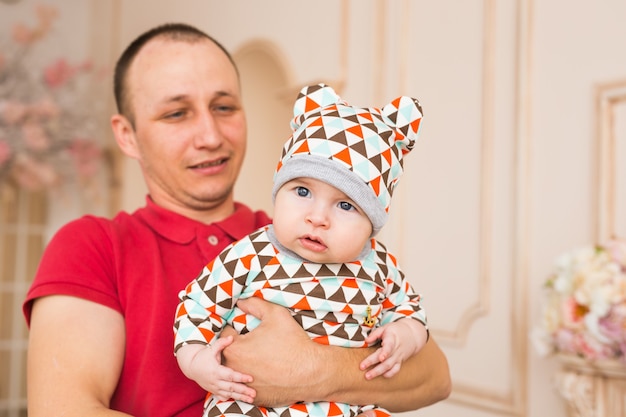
xmin=272 ymin=155 xmax=387 ymax=235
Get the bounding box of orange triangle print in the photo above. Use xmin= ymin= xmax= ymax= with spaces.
xmin=410 ymin=118 xmax=421 ymax=133
xmin=293 ymin=296 xmax=312 ymax=310
xmin=391 ymin=97 xmax=402 ymax=108
xmin=291 ymin=403 xmax=308 ymax=413
xmin=342 ymin=279 xmax=359 ymax=288
xmin=333 ymin=147 xmax=352 ymax=165
xmin=370 ymin=176 xmax=381 ymax=195
xmin=328 ymin=402 xmax=344 ymax=416
xmin=313 ymin=334 xmax=330 ymax=345
xmin=310 ymin=116 xmax=323 ymax=127
xmin=360 ymin=112 xmax=373 ymax=122
xmin=218 ymin=279 xmax=233 ymax=296
xmin=382 ymin=148 xmax=392 ymax=165
xmin=240 ymin=254 xmax=255 ymax=270
xmin=175 ymin=304 xmax=188 ymax=318
xmin=305 ymin=97 xmax=319 ymax=113
xmin=294 ymin=140 xmax=310 ymax=155
xmin=347 ymin=124 xmax=363 ymax=138
xmin=233 ymin=314 xmax=247 ymax=324
xmin=199 ymin=327 xmax=215 ymax=342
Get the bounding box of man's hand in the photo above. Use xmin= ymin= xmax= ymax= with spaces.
xmin=222 ymin=297 xmax=325 ymax=406
xmin=222 ymin=297 xmax=452 ymax=412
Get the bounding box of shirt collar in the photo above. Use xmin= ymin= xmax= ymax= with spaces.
xmin=138 ymin=196 xmax=260 ymax=244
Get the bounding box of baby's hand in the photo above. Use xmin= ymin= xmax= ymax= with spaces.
xmin=359 ymin=318 xmax=428 ymax=380
xmin=177 ymin=336 xmax=256 ymax=403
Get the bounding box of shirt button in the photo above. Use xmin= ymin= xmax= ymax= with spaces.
xmin=207 ymin=235 xmax=219 ymax=246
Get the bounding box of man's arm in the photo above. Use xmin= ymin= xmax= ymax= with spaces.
xmin=222 ymin=297 xmax=451 ymax=411
xmin=27 ymin=295 xmax=130 ymax=417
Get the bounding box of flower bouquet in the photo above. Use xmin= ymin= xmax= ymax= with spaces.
xmin=533 ymin=238 xmax=626 ymax=364
xmin=0 ymin=4 xmax=107 ymax=191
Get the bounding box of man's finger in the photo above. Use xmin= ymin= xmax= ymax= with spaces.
xmin=236 ymin=297 xmax=281 ymax=320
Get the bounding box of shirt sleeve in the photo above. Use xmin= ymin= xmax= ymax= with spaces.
xmin=23 ymin=216 xmax=120 ymax=324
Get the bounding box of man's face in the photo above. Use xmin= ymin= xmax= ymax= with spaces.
xmin=122 ymin=37 xmax=247 ymax=217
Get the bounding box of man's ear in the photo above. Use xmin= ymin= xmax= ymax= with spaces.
xmin=111 ymin=114 xmax=140 ymax=159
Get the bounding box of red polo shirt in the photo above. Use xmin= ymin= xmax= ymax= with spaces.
xmin=24 ymin=197 xmax=271 ymax=417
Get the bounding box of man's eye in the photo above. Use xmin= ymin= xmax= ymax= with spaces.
xmin=165 ymin=110 xmax=186 ymax=119
xmin=213 ymin=105 xmax=236 ymax=114
xmin=296 ymin=187 xmax=310 ymax=197
xmin=339 ymin=201 xmax=354 ymax=211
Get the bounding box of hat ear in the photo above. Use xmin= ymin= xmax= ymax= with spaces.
xmin=290 ymin=83 xmax=342 ymax=131
xmin=382 ymin=96 xmax=424 ymax=152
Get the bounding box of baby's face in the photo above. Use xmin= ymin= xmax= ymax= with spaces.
xmin=272 ymin=178 xmax=372 ymax=264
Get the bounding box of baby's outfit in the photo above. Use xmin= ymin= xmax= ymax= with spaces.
xmin=174 ymin=225 xmax=426 ymax=417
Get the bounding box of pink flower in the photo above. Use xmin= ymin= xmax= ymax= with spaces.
xmin=11 ymin=154 xmax=58 ymax=191
xmin=68 ymin=139 xmax=101 ymax=178
xmin=35 ymin=4 xmax=59 ymax=33
xmin=560 ymin=296 xmax=588 ymax=329
xmin=598 ymin=303 xmax=626 ymax=343
xmin=12 ymin=23 xmax=37 ymax=45
xmin=44 ymin=59 xmax=77 ymax=89
xmin=0 ymin=140 xmax=12 ymax=166
xmin=32 ymin=96 xmax=60 ymax=119
xmin=554 ymin=328 xmax=577 ymax=354
xmin=21 ymin=122 xmax=51 ymax=151
xmin=575 ymin=332 xmax=614 ymax=360
xmin=1 ymin=100 xmax=28 ymax=125
xmin=12 ymin=5 xmax=58 ymax=46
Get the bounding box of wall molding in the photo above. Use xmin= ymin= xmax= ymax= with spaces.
xmin=594 ymin=79 xmax=626 ymax=243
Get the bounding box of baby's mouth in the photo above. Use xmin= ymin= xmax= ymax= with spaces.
xmin=300 ymin=235 xmax=327 ymax=252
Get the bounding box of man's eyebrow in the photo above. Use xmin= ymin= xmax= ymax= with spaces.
xmin=159 ymin=91 xmax=235 ymax=105
xmin=214 ymin=90 xmax=236 ymax=98
xmin=161 ymin=94 xmax=189 ymax=105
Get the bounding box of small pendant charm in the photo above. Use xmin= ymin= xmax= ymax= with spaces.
xmin=363 ymin=306 xmax=376 ymax=328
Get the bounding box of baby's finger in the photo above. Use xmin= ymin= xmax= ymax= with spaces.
xmin=359 ymin=348 xmax=383 ymax=371
xmin=212 ymin=335 xmax=234 ymax=355
xmin=229 ymin=381 xmax=256 ymax=403
xmin=364 ymin=327 xmax=384 ymax=344
xmin=214 ymin=381 xmax=256 ymax=403
xmin=364 ymin=357 xmax=396 ymax=380
xmin=216 ymin=363 xmax=254 ymax=384
xmin=382 ymin=363 xmax=401 ymax=378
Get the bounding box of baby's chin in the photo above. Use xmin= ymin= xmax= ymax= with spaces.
xmin=297 ymin=249 xmax=355 ymax=265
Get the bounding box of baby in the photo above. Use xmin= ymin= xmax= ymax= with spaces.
xmin=174 ymin=83 xmax=428 ymax=417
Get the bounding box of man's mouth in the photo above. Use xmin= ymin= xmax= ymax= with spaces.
xmin=191 ymin=158 xmax=227 ymax=169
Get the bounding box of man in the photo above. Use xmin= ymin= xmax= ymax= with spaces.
xmin=24 ymin=23 xmax=451 ymax=417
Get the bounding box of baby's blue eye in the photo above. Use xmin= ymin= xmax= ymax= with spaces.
xmin=296 ymin=186 xmax=310 ymax=197
xmin=339 ymin=201 xmax=354 ymax=211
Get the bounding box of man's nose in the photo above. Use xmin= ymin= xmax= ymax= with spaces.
xmin=193 ymin=112 xmax=222 ymax=149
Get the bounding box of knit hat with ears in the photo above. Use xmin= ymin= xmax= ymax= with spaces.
xmin=272 ymin=84 xmax=423 ymax=236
